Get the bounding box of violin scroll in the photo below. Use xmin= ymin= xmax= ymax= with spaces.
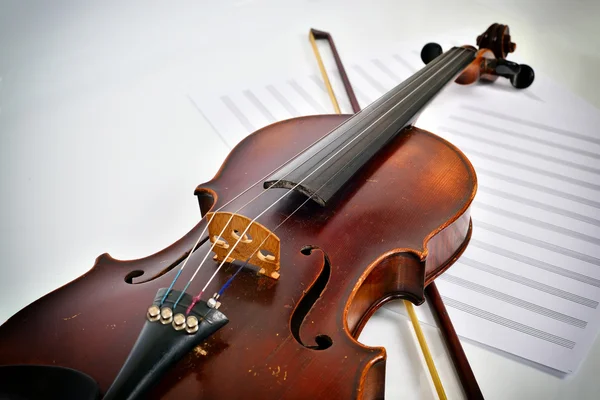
xmin=476 ymin=22 xmax=515 ymax=59
xmin=421 ymin=23 xmax=534 ymax=89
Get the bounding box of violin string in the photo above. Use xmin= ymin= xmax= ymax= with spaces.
xmin=170 ymin=44 xmax=457 ymax=302
xmin=210 ymin=48 xmax=467 ymax=300
xmin=169 ymin=47 xmax=464 ymax=308
xmin=189 ymin=48 xmax=468 ymax=306
xmin=182 ymin=48 xmax=469 ymax=311
xmin=165 ymin=50 xmax=459 ymax=307
xmin=168 ymin=107 xmax=390 ymax=308
xmin=161 ymin=59 xmax=418 ymax=306
xmin=172 ymin=183 xmax=282 ymax=309
xmin=213 ymin=210 xmax=300 ymax=301
xmin=193 ymin=172 xmax=327 ymax=314
xmin=212 ymin=48 xmax=454 ymax=296
xmin=161 ymin=169 xmax=301 ymax=306
xmin=214 ymin=174 xmax=332 ymax=300
xmin=161 ymin=105 xmax=374 ymax=306
xmin=314 ymin=38 xmax=449 ymax=400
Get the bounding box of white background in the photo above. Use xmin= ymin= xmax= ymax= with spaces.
xmin=1 ymin=0 xmax=599 ymax=398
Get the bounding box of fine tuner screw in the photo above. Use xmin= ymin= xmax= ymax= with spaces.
xmin=147 ymin=305 xmax=200 ymax=334
xmin=172 ymin=313 xmax=186 ymax=330
xmin=207 ymin=293 xmax=222 ymax=310
xmin=160 ymin=307 xmax=173 ymax=324
xmin=186 ymin=315 xmax=199 ymax=334
xmin=147 ymin=305 xmax=160 ymax=322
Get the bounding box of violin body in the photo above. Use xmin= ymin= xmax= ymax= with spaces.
xmin=0 ymin=114 xmax=476 ymax=399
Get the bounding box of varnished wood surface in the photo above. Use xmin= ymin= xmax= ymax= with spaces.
xmin=455 ymin=48 xmax=497 ymax=85
xmin=0 ymin=114 xmax=476 ymax=399
xmin=314 ymin=32 xmax=483 ymax=398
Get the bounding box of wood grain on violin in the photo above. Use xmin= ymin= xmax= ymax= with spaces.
xmin=0 ymin=23 xmax=534 ymax=399
xmin=0 ymin=114 xmax=476 ymax=399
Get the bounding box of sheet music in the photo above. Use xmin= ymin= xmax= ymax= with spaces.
xmin=188 ymin=36 xmax=600 ymax=374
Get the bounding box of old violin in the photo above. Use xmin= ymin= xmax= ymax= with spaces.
xmin=0 ymin=23 xmax=533 ymax=399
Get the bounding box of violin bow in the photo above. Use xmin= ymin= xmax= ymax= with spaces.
xmin=308 ymin=28 xmax=484 ymax=400
xmin=308 ymin=29 xmax=361 ymax=114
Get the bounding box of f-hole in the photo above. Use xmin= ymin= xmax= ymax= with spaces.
xmin=290 ymin=245 xmax=333 ymax=350
xmin=124 ymin=270 xmax=144 ymax=284
xmin=123 ymin=236 xmax=210 ymax=284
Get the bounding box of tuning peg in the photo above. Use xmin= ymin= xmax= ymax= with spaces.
xmin=492 ymin=59 xmax=535 ymax=89
xmin=421 ymin=42 xmax=443 ymax=64
xmin=510 ymin=63 xmax=534 ymax=89
xmin=494 ymin=59 xmax=520 ymax=76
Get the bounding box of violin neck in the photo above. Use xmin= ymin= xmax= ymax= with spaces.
xmin=264 ymin=46 xmax=475 ymax=206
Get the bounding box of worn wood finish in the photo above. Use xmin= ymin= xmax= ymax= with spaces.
xmin=0 ymin=114 xmax=476 ymax=399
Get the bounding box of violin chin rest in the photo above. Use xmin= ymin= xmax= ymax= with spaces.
xmin=0 ymin=364 xmax=100 ymax=400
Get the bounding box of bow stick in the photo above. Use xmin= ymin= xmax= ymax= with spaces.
xmin=309 ymin=29 xmax=361 ymax=113
xmin=308 ymin=27 xmax=484 ymax=400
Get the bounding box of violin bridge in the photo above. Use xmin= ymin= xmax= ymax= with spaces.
xmin=206 ymin=212 xmax=281 ymax=279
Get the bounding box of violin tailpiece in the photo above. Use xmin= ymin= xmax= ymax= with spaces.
xmin=103 ymin=288 xmax=229 ymax=400
xmin=206 ymin=211 xmax=281 ymax=279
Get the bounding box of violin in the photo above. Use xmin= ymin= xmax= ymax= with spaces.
xmin=0 ymin=23 xmax=533 ymax=399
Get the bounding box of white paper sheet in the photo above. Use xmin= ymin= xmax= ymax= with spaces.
xmin=188 ymin=36 xmax=600 ymax=374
